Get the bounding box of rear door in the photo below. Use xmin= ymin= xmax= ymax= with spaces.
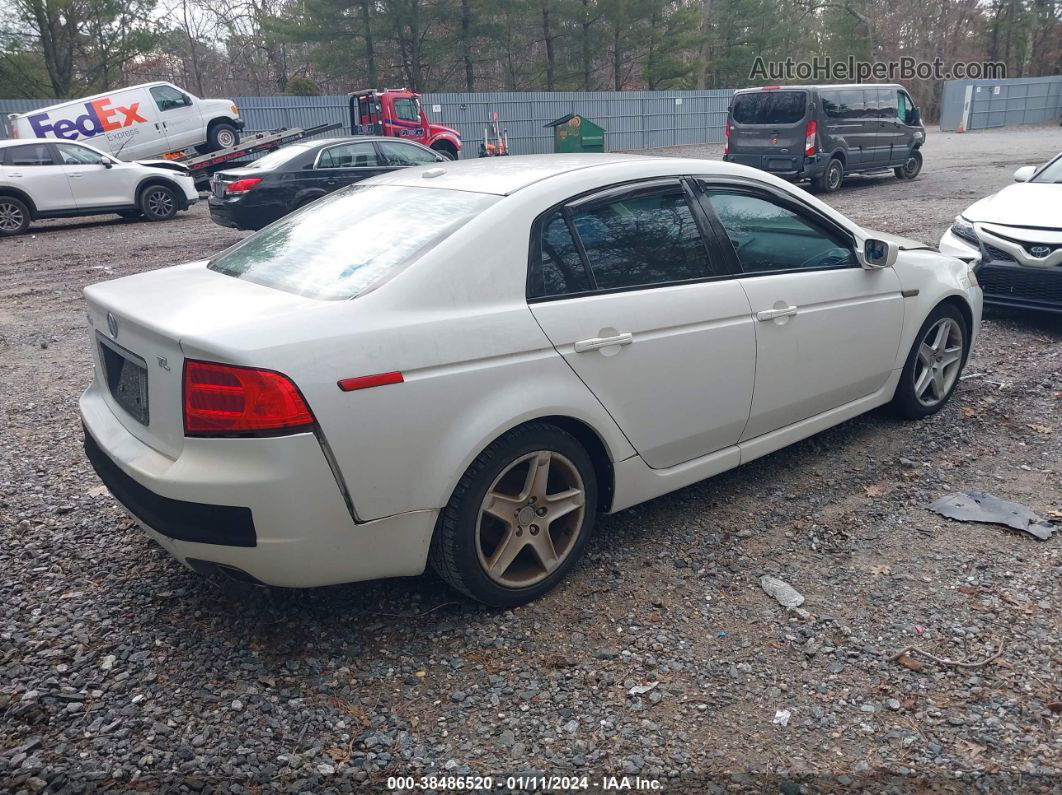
xmin=727 ymin=90 xmax=809 ymax=173
xmin=820 ymin=88 xmax=864 ymax=167
xmin=1 ymin=142 xmax=76 ymax=211
xmin=699 ymin=183 xmax=904 ymax=439
xmin=149 ymin=84 xmax=204 ymax=152
xmin=528 ymin=178 xmax=756 ymax=469
xmin=313 ymin=140 xmax=390 ymax=192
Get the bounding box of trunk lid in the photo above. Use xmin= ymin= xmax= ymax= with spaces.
xmin=84 ymin=262 xmax=319 ymax=459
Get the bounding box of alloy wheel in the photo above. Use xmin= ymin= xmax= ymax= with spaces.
xmin=0 ymin=201 xmax=24 ymax=232
xmin=913 ymin=317 xmax=963 ymax=407
xmin=146 ymin=189 xmax=175 ymax=218
xmin=476 ymin=450 xmax=586 ymax=588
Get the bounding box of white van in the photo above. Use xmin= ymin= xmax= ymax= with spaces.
xmin=6 ymin=82 xmax=244 ymax=162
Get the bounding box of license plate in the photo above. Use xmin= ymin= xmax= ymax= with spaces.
xmin=98 ymin=335 xmax=149 ymax=425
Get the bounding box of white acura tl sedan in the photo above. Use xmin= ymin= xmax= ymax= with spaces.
xmin=939 ymin=151 xmax=1062 ymax=313
xmin=81 ymin=154 xmax=982 ymax=606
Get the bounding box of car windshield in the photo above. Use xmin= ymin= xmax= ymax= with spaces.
xmin=1030 ymin=155 xmax=1062 ymax=183
xmin=208 ymin=184 xmax=498 ymax=299
xmin=731 ymin=91 xmax=808 ymax=125
xmin=242 ymin=145 xmax=310 ymax=170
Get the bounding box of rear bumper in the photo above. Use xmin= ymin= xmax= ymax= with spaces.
xmin=207 ymin=196 xmax=282 ymax=231
xmin=79 ymin=381 xmax=437 ymax=587
xmin=723 ymin=153 xmax=828 ymax=179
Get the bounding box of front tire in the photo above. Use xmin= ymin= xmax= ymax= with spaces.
xmin=895 ymin=149 xmax=923 ymax=180
xmin=812 ymin=158 xmax=844 ymax=193
xmin=139 ymin=184 xmax=179 ymax=222
xmin=207 ymin=123 xmax=240 ymax=152
xmin=891 ymin=303 xmax=968 ymax=419
xmin=0 ymin=196 xmax=30 ymax=236
xmin=429 ymin=422 xmax=598 ymax=607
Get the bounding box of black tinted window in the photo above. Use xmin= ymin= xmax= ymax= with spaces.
xmin=731 ymin=91 xmax=808 ymax=125
xmin=706 ymin=191 xmax=855 ymax=272
xmin=538 ymin=212 xmax=591 ymax=297
xmin=862 ymin=90 xmax=879 ymax=116
xmin=378 ymin=141 xmax=440 ymax=166
xmin=4 ymin=143 xmax=54 ymax=166
xmin=877 ymin=88 xmax=897 ymax=119
xmin=317 ymin=142 xmax=379 ymax=168
xmin=571 ymin=188 xmax=714 ymax=290
xmin=823 ymin=89 xmax=864 ymax=119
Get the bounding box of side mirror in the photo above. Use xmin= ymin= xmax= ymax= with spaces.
xmin=859 ymin=238 xmax=898 ymax=269
xmin=1013 ymin=165 xmax=1036 ymax=182
xmin=182 ymin=93 xmax=192 ymax=106
xmin=102 ymin=160 xmax=113 ymax=168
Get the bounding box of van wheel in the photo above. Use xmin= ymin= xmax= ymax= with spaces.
xmin=207 ymin=123 xmax=240 ymax=152
xmin=139 ymin=185 xmax=179 ymax=221
xmin=429 ymin=422 xmax=598 ymax=607
xmin=812 ymin=158 xmax=844 ymax=193
xmin=0 ymin=196 xmax=30 ymax=236
xmin=895 ymin=150 xmax=923 ymax=180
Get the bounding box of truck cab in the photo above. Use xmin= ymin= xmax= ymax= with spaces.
xmin=349 ymin=89 xmax=462 ymax=160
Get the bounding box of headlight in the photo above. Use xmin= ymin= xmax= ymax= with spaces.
xmin=966 ymin=268 xmax=979 ymax=288
xmin=231 ymin=103 xmax=239 ymax=116
xmin=951 ymin=215 xmax=978 ymax=245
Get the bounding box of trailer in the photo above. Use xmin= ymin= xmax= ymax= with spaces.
xmin=173 ymin=122 xmax=342 ymax=186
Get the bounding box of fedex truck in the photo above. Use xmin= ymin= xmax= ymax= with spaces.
xmin=6 ymin=82 xmax=244 ymax=161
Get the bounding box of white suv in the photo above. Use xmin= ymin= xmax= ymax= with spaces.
xmin=0 ymin=139 xmax=198 ymax=236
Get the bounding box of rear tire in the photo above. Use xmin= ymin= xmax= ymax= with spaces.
xmin=139 ymin=184 xmax=179 ymax=222
xmin=207 ymin=123 xmax=240 ymax=152
xmin=890 ymin=303 xmax=968 ymax=419
xmin=812 ymin=158 xmax=844 ymax=193
xmin=429 ymin=422 xmax=598 ymax=607
xmin=0 ymin=196 xmax=30 ymax=236
xmin=895 ymin=149 xmax=923 ymax=180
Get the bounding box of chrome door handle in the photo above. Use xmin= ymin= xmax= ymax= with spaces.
xmin=7 ymin=172 xmax=22 ymax=178
xmin=756 ymin=306 xmax=798 ymax=321
xmin=574 ymin=332 xmax=633 ymax=353
xmin=70 ymin=173 xmax=83 ymax=178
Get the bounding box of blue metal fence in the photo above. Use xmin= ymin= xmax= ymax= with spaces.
xmin=940 ymin=75 xmax=1062 ymax=132
xmin=0 ymin=89 xmax=735 ymax=155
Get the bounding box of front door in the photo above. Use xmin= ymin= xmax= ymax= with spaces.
xmin=387 ymin=96 xmax=428 ymax=144
xmin=700 ymin=185 xmax=904 ymax=439
xmin=528 ymin=179 xmax=756 ymax=469
xmin=149 ymin=84 xmax=203 ymax=152
xmin=55 ymin=142 xmax=131 ymax=207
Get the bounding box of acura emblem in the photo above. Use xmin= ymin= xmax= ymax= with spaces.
xmin=1029 ymin=245 xmax=1051 ymax=258
xmin=106 ymin=312 xmax=118 ymax=338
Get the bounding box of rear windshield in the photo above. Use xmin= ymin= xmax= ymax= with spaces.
xmin=209 ymin=184 xmax=498 ymax=299
xmin=242 ymin=145 xmax=310 ymax=170
xmin=731 ymin=91 xmax=808 ymax=125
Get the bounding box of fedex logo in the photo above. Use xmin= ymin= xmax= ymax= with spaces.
xmin=28 ymin=97 xmax=147 ymax=141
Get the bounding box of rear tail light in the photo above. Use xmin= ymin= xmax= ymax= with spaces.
xmin=804 ymin=120 xmax=817 ymax=156
xmin=224 ymin=177 xmax=262 ymax=195
xmin=183 ymin=359 xmax=314 ymax=435
xmin=723 ymin=120 xmax=730 ymax=155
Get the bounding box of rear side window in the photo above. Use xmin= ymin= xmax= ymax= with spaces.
xmin=209 ymin=185 xmax=497 ymax=300
xmin=3 ymin=143 xmax=55 ymax=166
xmin=877 ymin=88 xmax=897 ymax=119
xmin=823 ymin=89 xmax=865 ymax=119
xmin=731 ymin=91 xmax=808 ymax=125
xmin=570 ymin=188 xmax=714 ymax=291
xmin=538 ymin=212 xmax=591 ymax=296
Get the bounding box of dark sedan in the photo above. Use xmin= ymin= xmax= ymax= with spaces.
xmin=208 ymin=136 xmax=447 ymax=230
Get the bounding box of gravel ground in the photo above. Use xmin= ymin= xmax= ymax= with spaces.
xmin=1 ymin=127 xmax=1060 ymax=793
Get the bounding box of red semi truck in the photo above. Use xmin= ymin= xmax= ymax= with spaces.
xmin=349 ymin=89 xmax=462 ymax=159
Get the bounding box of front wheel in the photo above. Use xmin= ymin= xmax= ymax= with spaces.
xmin=429 ymin=422 xmax=597 ymax=607
xmin=139 ymin=185 xmax=179 ymax=222
xmin=432 ymin=146 xmax=457 ymax=161
xmin=891 ymin=303 xmax=968 ymax=419
xmin=207 ymin=123 xmax=240 ymax=152
xmin=895 ymin=149 xmax=923 ymax=180
xmin=812 ymin=158 xmax=844 ymax=193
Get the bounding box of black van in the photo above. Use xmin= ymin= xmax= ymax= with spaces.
xmin=723 ymin=84 xmax=925 ymax=192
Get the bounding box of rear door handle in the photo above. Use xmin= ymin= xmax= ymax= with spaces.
xmin=756 ymin=306 xmax=798 ymax=321
xmin=574 ymin=333 xmax=633 ymax=353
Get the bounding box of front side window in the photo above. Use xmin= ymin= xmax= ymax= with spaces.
xmin=3 ymin=143 xmax=55 ymax=166
xmin=378 ymin=141 xmax=441 ymax=166
xmin=209 ymin=184 xmax=498 ymax=300
xmin=897 ymin=92 xmax=911 ymax=124
xmin=705 ymin=190 xmax=855 ymax=273
xmin=393 ymin=98 xmax=420 ymax=123
xmin=570 ymin=188 xmax=715 ymax=291
xmin=316 ymin=142 xmax=380 ymax=169
xmin=151 ymin=85 xmax=189 ymax=111
xmin=56 ymin=143 xmax=106 ymax=165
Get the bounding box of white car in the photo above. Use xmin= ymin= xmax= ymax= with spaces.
xmin=80 ymin=155 xmax=982 ymax=606
xmin=0 ymin=139 xmax=198 ymax=236
xmin=939 ymin=152 xmax=1062 ymax=313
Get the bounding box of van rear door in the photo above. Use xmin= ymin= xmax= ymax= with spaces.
xmin=727 ymin=90 xmax=809 ymax=176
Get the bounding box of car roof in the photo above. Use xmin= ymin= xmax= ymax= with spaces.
xmin=365 ymin=153 xmax=657 ymax=195
xmin=734 ymin=83 xmax=904 ymax=94
xmin=303 ymin=136 xmax=428 ymax=148
xmin=7 ymin=82 xmax=179 ymax=118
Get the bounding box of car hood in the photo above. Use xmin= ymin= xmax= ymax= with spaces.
xmin=136 ymin=159 xmax=189 ymax=174
xmin=862 ymin=228 xmax=934 ymax=251
xmin=962 ymin=183 xmax=1062 ymax=229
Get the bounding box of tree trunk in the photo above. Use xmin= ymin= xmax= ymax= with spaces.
xmin=541 ymin=0 xmax=555 ymax=91
xmin=361 ymin=1 xmax=377 ymax=86
xmin=696 ymin=0 xmax=712 ymax=90
xmin=461 ymin=0 xmax=474 ymax=91
xmin=581 ymin=0 xmax=593 ymax=91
